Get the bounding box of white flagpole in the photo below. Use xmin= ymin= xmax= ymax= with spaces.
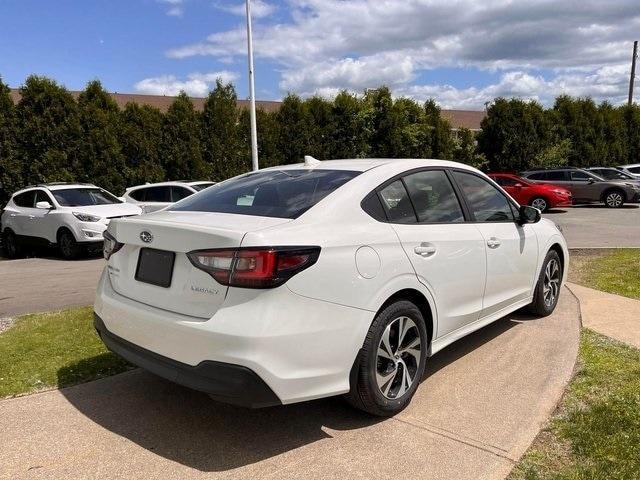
xmin=246 ymin=0 xmax=259 ymax=170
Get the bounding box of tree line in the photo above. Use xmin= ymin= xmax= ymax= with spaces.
xmin=1 ymin=74 xmax=639 ymax=203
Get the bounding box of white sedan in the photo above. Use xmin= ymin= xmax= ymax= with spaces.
xmin=95 ymin=158 xmax=567 ymax=416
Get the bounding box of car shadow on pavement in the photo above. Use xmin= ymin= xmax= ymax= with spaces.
xmin=57 ymin=312 xmax=529 ymax=472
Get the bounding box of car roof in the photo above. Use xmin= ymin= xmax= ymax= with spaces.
xmin=125 ymin=181 xmax=198 ymax=191
xmin=260 ymin=158 xmax=472 ymax=173
xmin=619 ymin=163 xmax=640 ymax=168
xmin=13 ymin=183 xmax=98 ymax=195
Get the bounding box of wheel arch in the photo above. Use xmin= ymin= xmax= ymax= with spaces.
xmin=600 ymin=186 xmax=626 ymax=203
xmin=56 ymin=225 xmax=77 ymax=243
xmin=376 ymin=288 xmax=434 ymax=349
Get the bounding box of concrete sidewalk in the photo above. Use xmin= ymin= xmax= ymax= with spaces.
xmin=567 ymin=282 xmax=640 ymax=349
xmin=0 ymin=290 xmax=580 ymax=480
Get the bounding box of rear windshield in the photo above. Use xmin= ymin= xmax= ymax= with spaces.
xmin=53 ymin=188 xmax=121 ymax=206
xmin=171 ymin=169 xmax=360 ymax=218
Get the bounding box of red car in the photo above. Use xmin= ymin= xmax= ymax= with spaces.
xmin=488 ymin=173 xmax=572 ymax=212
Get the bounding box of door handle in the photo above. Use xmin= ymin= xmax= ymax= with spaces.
xmin=28 ymin=215 xmax=36 ymax=219
xmin=414 ymin=244 xmax=437 ymax=257
xmin=487 ymin=237 xmax=501 ymax=248
xmin=10 ymin=213 xmax=18 ymax=217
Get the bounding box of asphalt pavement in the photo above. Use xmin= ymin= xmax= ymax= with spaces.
xmin=0 ymin=257 xmax=104 ymax=318
xmin=0 ymin=289 xmax=580 ymax=480
xmin=544 ymin=204 xmax=640 ymax=248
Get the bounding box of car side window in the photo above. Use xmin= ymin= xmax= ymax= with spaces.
xmin=451 ymin=171 xmax=515 ymax=223
xmin=34 ymin=190 xmax=53 ymax=206
xmin=145 ymin=186 xmax=171 ymax=202
xmin=378 ymin=180 xmax=416 ymax=224
xmin=546 ymin=171 xmax=567 ymax=181
xmin=570 ymin=171 xmax=591 ymax=181
xmin=129 ymin=188 xmax=146 ymax=201
xmin=171 ymin=186 xmax=193 ymax=202
xmin=13 ymin=191 xmax=36 ymax=208
xmin=527 ymin=172 xmax=546 ymax=180
xmin=494 ymin=176 xmax=517 ymax=186
xmin=628 ymin=166 xmax=640 ymax=174
xmin=403 ymin=170 xmax=464 ymax=223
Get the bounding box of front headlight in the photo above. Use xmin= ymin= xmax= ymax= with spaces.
xmin=103 ymin=230 xmax=123 ymax=260
xmin=73 ymin=212 xmax=101 ymax=222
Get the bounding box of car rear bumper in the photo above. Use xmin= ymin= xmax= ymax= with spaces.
xmin=94 ymin=313 xmax=281 ymax=408
xmin=94 ymin=268 xmax=374 ymax=405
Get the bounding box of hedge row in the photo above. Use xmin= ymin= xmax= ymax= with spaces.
xmin=1 ymin=75 xmax=639 ymax=203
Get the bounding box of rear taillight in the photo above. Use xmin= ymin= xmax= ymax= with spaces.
xmin=103 ymin=230 xmax=123 ymax=260
xmin=187 ymin=246 xmax=320 ymax=288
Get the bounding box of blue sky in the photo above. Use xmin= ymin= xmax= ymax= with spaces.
xmin=1 ymin=0 xmax=638 ymax=109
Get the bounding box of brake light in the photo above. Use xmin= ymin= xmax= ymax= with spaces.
xmin=187 ymin=246 xmax=320 ymax=288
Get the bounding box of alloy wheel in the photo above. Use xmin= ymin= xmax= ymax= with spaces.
xmin=376 ymin=316 xmax=422 ymax=399
xmin=606 ymin=192 xmax=623 ymax=207
xmin=543 ymin=258 xmax=560 ymax=308
xmin=531 ymin=198 xmax=547 ymax=211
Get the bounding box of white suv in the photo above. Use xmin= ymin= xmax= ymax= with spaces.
xmin=616 ymin=163 xmax=640 ymax=178
xmin=95 ymin=159 xmax=568 ymax=416
xmin=122 ymin=181 xmax=215 ymax=213
xmin=1 ymin=183 xmax=142 ymax=259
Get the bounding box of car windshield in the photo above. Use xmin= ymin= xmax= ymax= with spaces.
xmin=171 ymin=169 xmax=360 ymax=218
xmin=596 ymin=169 xmax=633 ymax=180
xmin=52 ymin=188 xmax=121 ymax=206
xmin=190 ymin=182 xmax=215 ymax=191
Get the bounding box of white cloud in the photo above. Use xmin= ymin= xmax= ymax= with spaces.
xmin=165 ymin=0 xmax=640 ymax=107
xmin=158 ymin=0 xmax=185 ymax=17
xmin=134 ymin=71 xmax=239 ymax=97
xmin=217 ymin=0 xmax=277 ymax=18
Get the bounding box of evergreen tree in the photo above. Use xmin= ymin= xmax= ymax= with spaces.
xmin=453 ymin=127 xmax=486 ymax=169
xmin=77 ymin=80 xmax=126 ymax=194
xmin=119 ymin=102 xmax=165 ymax=186
xmin=0 ymin=77 xmax=20 ymax=202
xmin=162 ymin=92 xmax=208 ymax=180
xmin=391 ymin=97 xmax=432 ymax=158
xmin=202 ymin=80 xmax=243 ymax=181
xmin=477 ymin=98 xmax=551 ymax=171
xmin=304 ymin=96 xmax=334 ymax=159
xmin=329 ymin=90 xmax=370 ymax=159
xmin=239 ymin=108 xmax=282 ymax=169
xmin=363 ymin=87 xmax=396 ymax=157
xmin=277 ymin=94 xmax=310 ymax=163
xmin=15 ymin=76 xmax=80 ymax=185
xmin=621 ymin=104 xmax=640 ymax=164
xmin=424 ymin=99 xmax=454 ymax=159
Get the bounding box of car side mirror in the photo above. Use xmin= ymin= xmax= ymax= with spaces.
xmin=587 ymin=178 xmax=595 ymax=184
xmin=518 ymin=205 xmax=541 ymax=225
xmin=35 ymin=201 xmax=53 ymax=210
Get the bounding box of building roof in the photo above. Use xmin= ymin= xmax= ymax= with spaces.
xmin=9 ymin=89 xmax=485 ymax=130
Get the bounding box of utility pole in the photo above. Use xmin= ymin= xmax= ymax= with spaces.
xmin=246 ymin=0 xmax=259 ymax=170
xmin=629 ymin=40 xmax=638 ymax=106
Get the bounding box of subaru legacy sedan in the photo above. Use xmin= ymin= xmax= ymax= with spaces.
xmin=94 ymin=159 xmax=567 ymax=416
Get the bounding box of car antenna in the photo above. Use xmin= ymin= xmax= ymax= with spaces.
xmin=304 ymin=155 xmax=321 ymax=168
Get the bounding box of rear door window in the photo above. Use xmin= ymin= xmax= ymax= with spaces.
xmin=570 ymin=171 xmax=591 ymax=181
xmin=526 ymin=172 xmax=547 ymax=180
xmin=129 ymin=188 xmax=147 ymax=201
xmin=14 ymin=191 xmax=36 ymax=208
xmin=144 ymin=186 xmax=171 ymax=203
xmin=546 ymin=171 xmax=568 ymax=181
xmin=403 ymin=170 xmax=464 ymax=223
xmin=628 ymin=166 xmax=640 ymax=174
xmin=172 ymin=169 xmax=360 ymax=219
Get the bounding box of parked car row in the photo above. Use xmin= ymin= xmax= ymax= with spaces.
xmin=488 ymin=166 xmax=640 ymax=211
xmin=1 ymin=180 xmax=215 ymax=259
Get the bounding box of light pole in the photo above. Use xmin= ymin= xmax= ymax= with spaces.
xmin=246 ymin=0 xmax=259 ymax=170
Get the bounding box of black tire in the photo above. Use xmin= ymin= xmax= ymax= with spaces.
xmin=528 ymin=250 xmax=562 ymax=317
xmin=346 ymin=300 xmax=428 ymax=416
xmin=58 ymin=229 xmax=81 ymax=260
xmin=2 ymin=229 xmax=22 ymax=258
xmin=603 ymin=189 xmax=625 ymax=208
xmin=529 ymin=196 xmax=549 ymax=212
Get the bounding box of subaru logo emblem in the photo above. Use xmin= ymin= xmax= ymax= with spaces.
xmin=140 ymin=231 xmax=153 ymax=243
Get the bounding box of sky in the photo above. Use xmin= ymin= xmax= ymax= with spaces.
xmin=1 ymin=0 xmax=639 ymax=109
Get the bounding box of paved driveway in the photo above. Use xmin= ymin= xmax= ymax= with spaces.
xmin=0 ymin=290 xmax=580 ymax=480
xmin=0 ymin=257 xmax=104 ymax=317
xmin=544 ymin=204 xmax=640 ymax=248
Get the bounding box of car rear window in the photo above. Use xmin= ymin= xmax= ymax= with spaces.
xmin=171 ymin=169 xmax=360 ymax=219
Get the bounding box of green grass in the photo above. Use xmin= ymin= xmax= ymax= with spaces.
xmin=574 ymin=249 xmax=640 ymax=300
xmin=510 ymin=330 xmax=640 ymax=479
xmin=0 ymin=307 xmax=131 ymax=397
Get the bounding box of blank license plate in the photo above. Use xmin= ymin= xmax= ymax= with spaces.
xmin=135 ymin=248 xmax=175 ymax=288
